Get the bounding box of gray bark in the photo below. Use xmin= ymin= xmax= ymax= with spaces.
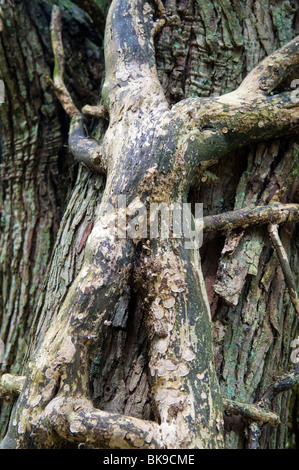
xmin=0 ymin=0 xmax=298 ymax=449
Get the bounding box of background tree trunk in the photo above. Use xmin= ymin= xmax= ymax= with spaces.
xmin=0 ymin=0 xmax=106 ymax=439
xmin=0 ymin=0 xmax=298 ymax=448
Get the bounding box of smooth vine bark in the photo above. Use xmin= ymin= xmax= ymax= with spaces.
xmin=1 ymin=0 xmax=299 ymax=449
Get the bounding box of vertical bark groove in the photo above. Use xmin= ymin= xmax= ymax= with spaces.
xmin=0 ymin=0 xmax=298 ymax=449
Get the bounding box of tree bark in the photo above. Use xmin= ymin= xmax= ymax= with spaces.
xmin=0 ymin=0 xmax=298 ymax=449
xmin=0 ymin=0 xmax=104 ymax=440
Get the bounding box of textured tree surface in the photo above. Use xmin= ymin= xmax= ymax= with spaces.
xmin=0 ymin=0 xmax=298 ymax=449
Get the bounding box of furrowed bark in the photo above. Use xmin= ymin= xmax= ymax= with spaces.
xmin=2 ymin=0 xmax=299 ymax=449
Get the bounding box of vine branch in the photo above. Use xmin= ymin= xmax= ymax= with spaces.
xmin=268 ymin=224 xmax=299 ymax=319
xmin=174 ymin=35 xmax=299 ymax=170
xmin=48 ymin=6 xmax=107 ymax=174
xmin=57 ymin=398 xmax=163 ymax=449
xmin=203 ymin=203 xmax=299 ymax=233
xmin=259 ymin=367 xmax=299 ymax=407
xmin=0 ymin=374 xmax=26 ymax=400
xmin=240 ymin=35 xmax=299 ymax=95
xmin=48 ymin=5 xmax=79 ymax=118
xmin=223 ymin=399 xmax=280 ymax=427
xmin=224 ymin=367 xmax=299 ymax=448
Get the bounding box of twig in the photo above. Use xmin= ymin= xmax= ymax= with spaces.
xmin=44 ymin=397 xmax=163 ymax=449
xmin=203 ymin=203 xmax=299 ymax=233
xmin=268 ymin=224 xmax=299 ymax=319
xmin=248 ymin=367 xmax=299 ymax=448
xmin=223 ymin=398 xmax=280 ymax=427
xmin=48 ymin=6 xmax=79 ymax=118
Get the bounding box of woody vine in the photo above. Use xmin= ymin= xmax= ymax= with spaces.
xmin=0 ymin=0 xmax=299 ymax=449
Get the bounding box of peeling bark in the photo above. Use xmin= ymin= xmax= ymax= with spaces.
xmin=1 ymin=0 xmax=299 ymax=450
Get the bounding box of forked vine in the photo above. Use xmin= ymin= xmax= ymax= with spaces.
xmin=1 ymin=0 xmax=299 ymax=449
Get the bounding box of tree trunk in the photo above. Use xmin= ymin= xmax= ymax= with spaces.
xmin=0 ymin=0 xmax=105 ymax=439
xmin=0 ymin=0 xmax=298 ymax=449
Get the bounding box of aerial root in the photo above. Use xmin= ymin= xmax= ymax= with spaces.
xmin=238 ymin=35 xmax=299 ymax=96
xmin=68 ymin=114 xmax=107 ymax=174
